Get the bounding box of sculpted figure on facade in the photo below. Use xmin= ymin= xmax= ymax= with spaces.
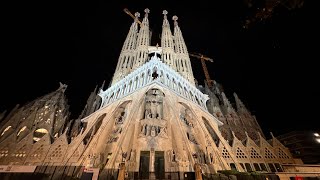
xmin=150 ymin=126 xmax=156 ymax=137
xmin=107 ymin=107 xmax=126 ymax=143
xmin=180 ymin=108 xmax=194 ymax=127
xmin=139 ymin=124 xmax=167 ymax=138
xmin=158 ymin=126 xmax=167 ymax=138
xmin=167 ymin=149 xmax=176 ymax=162
xmin=87 ymin=153 xmax=96 ymax=168
xmin=113 ymin=127 xmax=122 ymax=134
xmin=144 ymin=89 xmax=164 ymax=119
xmin=187 ymin=131 xmax=198 ymax=144
xmin=115 ymin=108 xmax=125 ymax=125
xmin=166 ymin=150 xmax=172 ymax=162
xmin=209 ymin=152 xmax=214 ymax=164
xmin=94 ymin=153 xmax=103 ymax=168
xmin=129 ymin=149 xmax=136 ymax=162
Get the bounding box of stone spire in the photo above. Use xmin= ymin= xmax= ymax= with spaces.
xmin=162 ymin=10 xmax=170 ymax=27
xmin=133 ymin=8 xmax=151 ymax=70
xmin=161 ymin=10 xmax=176 ymax=69
xmin=221 ymin=92 xmax=236 ymax=115
xmin=79 ymin=85 xmax=101 ymax=119
xmin=234 ymin=93 xmax=265 ymax=139
xmin=0 ymin=83 xmax=70 ymax=143
xmin=234 ymin=93 xmax=249 ymax=114
xmin=30 ymin=83 xmax=70 ymax=140
xmin=111 ymin=11 xmax=140 ymax=85
xmin=173 ymin=15 xmax=195 ymax=85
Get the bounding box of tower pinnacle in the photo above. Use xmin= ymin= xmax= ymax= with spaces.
xmin=144 ymin=8 xmax=150 ymax=17
xmin=162 ymin=10 xmax=169 ymax=27
xmin=173 ymin=15 xmax=195 ymax=85
xmin=111 ymin=10 xmax=139 ymax=85
xmin=161 ymin=9 xmax=175 ymax=68
xmin=163 ymin=10 xmax=168 ymax=17
xmin=134 ymin=12 xmax=140 ymax=19
xmin=172 ymin=15 xmax=178 ymax=26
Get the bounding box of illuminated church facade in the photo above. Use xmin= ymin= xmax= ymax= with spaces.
xmin=0 ymin=8 xmax=307 ymax=179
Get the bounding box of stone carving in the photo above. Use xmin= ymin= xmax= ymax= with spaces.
xmin=234 ymin=129 xmax=246 ymax=140
xmin=129 ymin=149 xmax=136 ymax=162
xmin=139 ymin=89 xmax=167 ymax=139
xmin=221 ymin=128 xmax=231 ymax=140
xmin=248 ymin=129 xmax=258 ymax=140
xmin=94 ymin=153 xmax=103 ymax=167
xmin=113 ymin=127 xmax=122 ymax=134
xmin=121 ymin=152 xmax=127 ymax=162
xmin=192 ymin=150 xmax=206 ymax=164
xmin=167 ymin=150 xmax=176 ymax=162
xmin=199 ymin=150 xmax=206 ymax=164
xmin=151 ymin=126 xmax=156 ymax=137
xmin=209 ymin=152 xmax=215 ymax=164
xmin=87 ymin=153 xmax=96 ymax=168
xmin=187 ymin=132 xmax=198 ymax=144
xmin=180 ymin=109 xmax=194 ymax=127
xmin=158 ymin=126 xmax=167 ymax=137
xmin=163 ymin=10 xmax=168 ymax=16
xmin=145 ymin=89 xmax=164 ymax=119
xmin=108 ymin=108 xmax=126 ymax=143
xmin=107 ymin=136 xmax=118 ymax=143
xmin=139 ymin=124 xmax=167 ymax=138
xmin=167 ymin=150 xmax=172 ymax=162
xmin=115 ymin=109 xmax=125 ymax=125
xmin=205 ymin=134 xmax=212 ymax=146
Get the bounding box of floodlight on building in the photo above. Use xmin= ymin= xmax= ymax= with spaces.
xmin=314 ymin=133 xmax=319 ymax=137
xmin=316 ymin=138 xmax=320 ymax=143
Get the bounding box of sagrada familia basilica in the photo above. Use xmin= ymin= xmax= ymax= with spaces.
xmin=0 ymin=8 xmax=319 ymax=180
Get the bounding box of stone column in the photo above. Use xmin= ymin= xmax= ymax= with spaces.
xmin=150 ymin=149 xmax=156 ymax=180
xmin=150 ymin=149 xmax=155 ymax=172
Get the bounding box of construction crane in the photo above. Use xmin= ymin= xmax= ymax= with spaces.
xmin=123 ymin=8 xmax=142 ymax=26
xmin=123 ymin=8 xmax=153 ymax=45
xmin=189 ymin=52 xmax=214 ymax=88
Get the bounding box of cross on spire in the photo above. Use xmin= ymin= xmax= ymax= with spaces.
xmin=172 ymin=15 xmax=178 ymax=21
xmin=163 ymin=10 xmax=168 ymax=17
xmin=172 ymin=15 xmax=178 ymax=26
xmin=144 ymin=8 xmax=150 ymax=17
xmin=58 ymin=82 xmax=68 ymax=92
xmin=134 ymin=12 xmax=140 ymax=18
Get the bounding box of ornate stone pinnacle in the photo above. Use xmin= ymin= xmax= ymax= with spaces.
xmin=163 ymin=10 xmax=168 ymax=16
xmin=172 ymin=15 xmax=178 ymax=21
xmin=173 ymin=15 xmax=178 ymax=26
xmin=134 ymin=12 xmax=140 ymax=18
xmin=58 ymin=82 xmax=68 ymax=92
xmin=144 ymin=8 xmax=150 ymax=14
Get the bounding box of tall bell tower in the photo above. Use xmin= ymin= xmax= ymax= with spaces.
xmin=91 ymin=9 xmax=238 ymax=177
xmin=0 ymin=8 xmax=299 ymax=180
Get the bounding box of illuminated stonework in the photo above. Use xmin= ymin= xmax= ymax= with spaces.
xmin=0 ymin=8 xmax=304 ymax=179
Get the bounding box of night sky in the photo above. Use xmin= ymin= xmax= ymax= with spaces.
xmin=1 ymin=0 xmax=319 ymax=138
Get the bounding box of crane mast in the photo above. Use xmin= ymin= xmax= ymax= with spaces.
xmin=189 ymin=53 xmax=214 ymax=88
xmin=123 ymin=8 xmax=142 ymax=26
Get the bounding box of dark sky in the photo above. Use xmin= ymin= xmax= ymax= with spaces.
xmin=1 ymin=0 xmax=319 ymax=138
